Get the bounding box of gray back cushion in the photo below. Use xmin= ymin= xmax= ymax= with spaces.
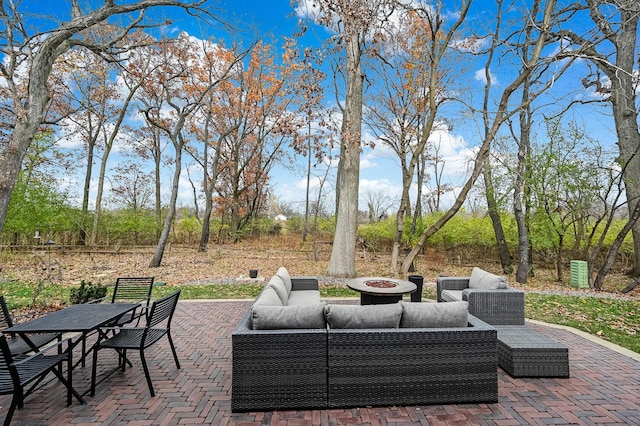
xmin=400 ymin=301 xmax=468 ymax=328
xmin=469 ymin=267 xmax=508 ymax=289
xmin=266 ymin=275 xmax=288 ymax=305
xmin=325 ymin=303 xmax=402 ymax=329
xmin=251 ymin=304 xmax=326 ymax=330
xmin=253 ymin=286 xmax=283 ymax=307
xmin=276 ymin=266 xmax=292 ymax=294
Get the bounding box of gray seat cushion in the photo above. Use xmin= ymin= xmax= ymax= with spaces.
xmin=287 ymin=290 xmax=321 ymax=306
xmin=441 ymin=289 xmax=463 ymax=302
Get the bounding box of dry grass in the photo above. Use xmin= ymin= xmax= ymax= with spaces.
xmin=1 ymin=234 xmax=637 ymax=298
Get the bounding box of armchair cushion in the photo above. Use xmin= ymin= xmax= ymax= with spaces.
xmin=325 ymin=303 xmax=402 ymax=329
xmin=400 ymin=301 xmax=468 ymax=328
xmin=469 ymin=267 xmax=508 ymax=290
xmin=251 ymin=304 xmax=326 ymax=330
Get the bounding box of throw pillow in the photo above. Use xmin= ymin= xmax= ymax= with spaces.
xmin=324 ymin=303 xmax=402 ymax=329
xmin=468 ymin=267 xmax=508 ymax=289
xmin=251 ymin=304 xmax=326 ymax=330
xmin=399 ymin=301 xmax=468 ymax=328
xmin=276 ymin=266 xmax=292 ymax=294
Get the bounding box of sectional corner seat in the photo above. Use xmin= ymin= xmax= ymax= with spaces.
xmin=231 ymin=267 xmax=498 ymax=412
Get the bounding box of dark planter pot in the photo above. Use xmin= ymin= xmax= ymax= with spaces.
xmin=249 ymin=269 xmax=258 ymax=279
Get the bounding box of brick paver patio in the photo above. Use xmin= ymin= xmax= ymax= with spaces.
xmin=2 ymin=300 xmax=640 ymax=425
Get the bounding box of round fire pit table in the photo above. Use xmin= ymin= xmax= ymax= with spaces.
xmin=347 ymin=277 xmax=417 ymax=305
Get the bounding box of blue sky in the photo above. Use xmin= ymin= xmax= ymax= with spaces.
xmin=18 ymin=1 xmax=619 ymax=216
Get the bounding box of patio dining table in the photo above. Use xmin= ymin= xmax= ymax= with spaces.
xmin=3 ymin=302 xmax=140 ymax=404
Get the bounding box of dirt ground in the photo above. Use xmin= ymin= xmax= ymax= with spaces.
xmin=1 ymin=235 xmax=638 ymax=298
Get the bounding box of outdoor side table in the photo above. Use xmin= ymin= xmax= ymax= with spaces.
xmin=347 ymin=277 xmax=416 ymax=305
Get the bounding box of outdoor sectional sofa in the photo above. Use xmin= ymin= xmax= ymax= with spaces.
xmin=231 ymin=267 xmax=498 ymax=412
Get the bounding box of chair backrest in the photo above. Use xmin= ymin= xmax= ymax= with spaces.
xmin=0 ymin=335 xmax=17 ymax=395
xmin=0 ymin=295 xmax=13 ymax=329
xmin=146 ymin=290 xmax=181 ymax=329
xmin=111 ymin=277 xmax=154 ymax=305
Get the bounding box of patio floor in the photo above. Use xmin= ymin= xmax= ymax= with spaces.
xmin=2 ymin=299 xmax=640 ymax=426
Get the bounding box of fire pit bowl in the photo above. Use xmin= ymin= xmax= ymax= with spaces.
xmin=364 ymin=280 xmax=398 ymax=288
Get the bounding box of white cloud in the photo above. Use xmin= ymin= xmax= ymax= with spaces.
xmin=474 ymin=68 xmax=498 ymax=85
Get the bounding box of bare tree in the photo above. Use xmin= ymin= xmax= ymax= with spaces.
xmin=143 ymin=34 xmax=241 ymax=267
xmin=298 ymin=0 xmax=397 ymax=277
xmin=365 ymin=2 xmax=471 ymax=273
xmin=0 ymin=0 xmax=212 ymax=239
xmin=557 ymin=0 xmax=640 ymax=277
xmin=402 ymin=0 xmax=574 ymax=275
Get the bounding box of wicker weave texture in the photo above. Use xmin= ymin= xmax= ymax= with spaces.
xmin=496 ymin=325 xmax=569 ymax=378
xmin=231 ymin=310 xmax=328 ymax=412
xmin=327 ymin=315 xmax=498 ymax=408
xmin=437 ymin=277 xmax=525 ymax=325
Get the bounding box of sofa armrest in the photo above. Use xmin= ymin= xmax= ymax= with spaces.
xmin=291 ymin=276 xmax=319 ymax=291
xmin=436 ymin=276 xmax=470 ymax=301
xmin=463 ymin=288 xmax=525 ymax=325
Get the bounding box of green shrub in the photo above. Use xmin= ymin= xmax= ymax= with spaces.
xmin=69 ymin=280 xmax=108 ymax=304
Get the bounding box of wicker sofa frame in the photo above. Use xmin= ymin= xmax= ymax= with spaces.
xmin=232 ymin=276 xmax=327 ymax=412
xmin=437 ymin=276 xmax=525 ymax=325
xmin=327 ymin=315 xmax=498 ymax=408
xmin=231 ymin=276 xmax=499 ymax=412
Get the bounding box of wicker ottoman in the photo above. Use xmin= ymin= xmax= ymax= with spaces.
xmin=496 ymin=325 xmax=569 ymax=378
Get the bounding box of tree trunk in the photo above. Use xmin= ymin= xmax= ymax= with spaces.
xmin=78 ymin=142 xmax=95 ymax=246
xmin=391 ymin=165 xmax=412 ymax=274
xmin=149 ymin=142 xmax=182 ymax=268
xmin=555 ymin=233 xmax=564 ymax=282
xmin=593 ymin=200 xmax=640 ymax=289
xmin=154 ymin=128 xmax=163 ymax=237
xmin=483 ymin=159 xmax=513 ymax=274
xmin=584 ymin=3 xmax=640 ymax=276
xmin=328 ymin=35 xmax=363 ymax=278
xmin=303 ymin=121 xmax=312 ymax=243
xmin=90 ymin=150 xmax=106 ymax=246
xmin=514 ymin=75 xmax=532 ymax=283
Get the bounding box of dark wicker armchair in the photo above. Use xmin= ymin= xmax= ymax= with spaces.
xmin=437 ymin=276 xmax=525 ymax=325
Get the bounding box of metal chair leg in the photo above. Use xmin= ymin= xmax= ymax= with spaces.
xmin=139 ymin=349 xmax=155 ymax=397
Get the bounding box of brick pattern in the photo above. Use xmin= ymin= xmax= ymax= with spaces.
xmin=2 ymin=300 xmax=640 ymax=425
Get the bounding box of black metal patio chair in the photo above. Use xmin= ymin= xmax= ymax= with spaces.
xmin=90 ymin=289 xmax=181 ymax=397
xmin=0 ymin=296 xmax=61 ymax=356
xmin=109 ymin=277 xmax=155 ymax=327
xmin=0 ymin=334 xmax=74 ymax=426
